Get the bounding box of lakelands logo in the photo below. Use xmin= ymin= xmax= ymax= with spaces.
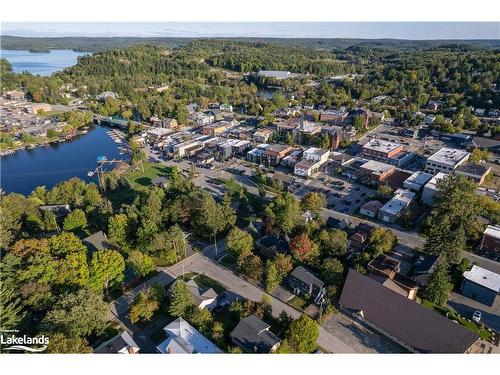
xmin=0 ymin=331 xmax=49 ymax=353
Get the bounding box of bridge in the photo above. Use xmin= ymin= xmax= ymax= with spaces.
xmin=93 ymin=115 xmax=129 ymax=129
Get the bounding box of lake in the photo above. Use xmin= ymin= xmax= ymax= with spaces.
xmin=0 ymin=125 xmax=127 ymax=195
xmin=0 ymin=49 xmax=88 ymax=76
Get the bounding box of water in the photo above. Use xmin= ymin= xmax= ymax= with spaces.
xmin=0 ymin=126 xmax=127 ymax=195
xmin=0 ymin=49 xmax=87 ymax=76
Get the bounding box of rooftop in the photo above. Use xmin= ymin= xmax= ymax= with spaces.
xmin=463 ymin=265 xmax=500 ymax=293
xmin=455 ymin=162 xmax=491 ymax=176
xmin=404 ymin=171 xmax=433 ymax=188
xmin=380 ymin=189 xmax=415 ymax=216
xmin=363 ymin=139 xmax=402 ymax=153
xmin=83 ymin=231 xmax=112 ymax=252
xmin=290 ymin=266 xmax=324 ymax=288
xmin=303 ymin=147 xmax=329 ymax=158
xmin=484 ymin=225 xmax=500 ymax=240
xmin=94 ymin=331 xmax=139 ymax=354
xmin=231 ymin=315 xmax=281 ymax=353
xmin=257 ymin=70 xmax=291 ymax=79
xmin=427 ymin=147 xmax=469 ymax=166
xmin=360 ymin=160 xmax=394 ymax=175
xmin=423 ymin=172 xmax=448 ymax=191
xmin=360 ymin=200 xmax=384 ymax=213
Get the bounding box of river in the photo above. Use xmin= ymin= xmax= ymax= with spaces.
xmin=0 ymin=49 xmax=88 ymax=76
xmin=0 ymin=125 xmax=127 ymax=195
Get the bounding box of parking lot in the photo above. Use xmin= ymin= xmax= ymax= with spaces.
xmin=448 ymin=292 xmax=500 ymax=332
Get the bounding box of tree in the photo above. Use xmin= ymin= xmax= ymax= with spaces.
xmin=320 ymin=258 xmax=344 ymax=287
xmin=89 ymin=250 xmax=125 ymax=294
xmin=266 ymin=192 xmax=302 ymax=235
xmin=192 ymin=193 xmax=236 ymax=245
xmin=317 ymin=229 xmax=348 ymax=257
xmin=42 ymin=210 xmax=58 ymax=232
xmin=62 ymin=209 xmax=87 ymax=231
xmin=286 ymin=314 xmax=319 ymax=353
xmin=237 ymin=250 xmax=263 ymax=280
xmin=265 ymin=260 xmax=280 ymax=291
xmin=265 ymin=254 xmax=293 ymax=291
xmin=377 ymin=185 xmax=393 ymax=201
xmin=424 ymin=264 xmax=453 ymax=306
xmin=186 ymin=305 xmax=213 ymax=335
xmin=128 ymin=250 xmax=155 ymax=277
xmin=150 ymin=225 xmax=186 ymax=264
xmin=469 ymin=147 xmax=489 ymax=163
xmin=46 ymin=333 xmax=93 ymax=353
xmin=367 ymin=228 xmax=397 ymax=255
xmin=168 ymin=280 xmax=193 ymax=317
xmin=128 ymin=289 xmax=160 ymax=324
xmin=0 ymin=279 xmax=25 ymax=330
xmin=41 ymin=288 xmax=108 ymax=337
xmin=300 ymin=192 xmax=327 ymax=218
xmin=108 ymin=214 xmax=130 ymax=248
xmin=290 ymin=233 xmax=315 ymax=262
xmin=226 ymin=227 xmax=254 ymax=258
xmin=130 ymin=139 xmax=146 ymax=167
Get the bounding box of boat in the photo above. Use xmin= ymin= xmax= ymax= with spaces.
xmin=96 ymin=155 xmax=107 ymax=163
xmin=87 ymin=171 xmax=95 ymax=177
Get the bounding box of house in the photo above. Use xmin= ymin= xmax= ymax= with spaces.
xmin=424 ymin=147 xmax=469 ymax=175
xmin=326 ymin=217 xmax=350 ymax=230
xmin=320 ymin=109 xmax=348 ymax=125
xmin=262 ymin=144 xmax=293 ymax=166
xmin=421 ymin=172 xmax=448 ymax=206
xmin=358 ymin=160 xmax=395 ymax=185
xmin=94 ymin=331 xmax=140 ymax=354
xmin=192 ymin=112 xmax=215 ymax=127
xmin=378 ymin=189 xmax=415 ymax=223
xmin=359 ymin=200 xmax=383 ymax=218
xmin=96 ymin=91 xmax=118 ymax=101
xmin=219 ymin=103 xmax=233 ymax=112
xmin=256 ymin=234 xmax=289 ymax=259
xmin=253 ymin=128 xmax=274 ymax=143
xmin=339 ymin=269 xmax=479 ymax=353
xmin=454 ymin=162 xmax=491 ymax=185
xmin=5 ymin=90 xmax=25 ymax=100
xmin=257 ymin=70 xmax=291 ymax=80
xmin=464 ymin=136 xmax=500 ymax=155
xmin=479 ymin=225 xmax=500 ymax=259
xmin=202 ymin=120 xmax=232 ymax=136
xmin=349 ymin=223 xmax=374 ymax=250
xmin=461 ymin=265 xmax=500 ymax=306
xmin=83 ymin=231 xmax=112 ymax=252
xmin=412 ymin=253 xmax=440 ymax=286
xmin=38 ymin=204 xmax=71 ymax=218
xmin=362 ymin=139 xmax=404 ymax=163
xmin=156 ymin=318 xmax=222 ymax=354
xmin=186 ymin=103 xmax=199 ymax=115
xmin=287 ymin=266 xmax=325 ymax=305
xmin=168 ymin=279 xmax=218 ymax=310
xmin=272 ymin=171 xmax=295 ymax=189
xmin=152 ymin=176 xmax=169 ymax=187
xmin=25 ymin=103 xmax=52 ymax=114
xmin=403 ymin=171 xmax=433 ymax=193
xmin=367 ymin=254 xmax=419 ymax=300
xmin=230 ymin=315 xmax=282 ymax=353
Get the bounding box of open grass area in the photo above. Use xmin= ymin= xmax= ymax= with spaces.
xmin=288 ymin=295 xmax=308 ymax=311
xmin=194 ymin=274 xmax=227 ymax=294
xmin=219 ymin=254 xmax=237 ymax=270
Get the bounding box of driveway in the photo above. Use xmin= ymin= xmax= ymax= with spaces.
xmin=448 ymin=292 xmax=500 ymax=332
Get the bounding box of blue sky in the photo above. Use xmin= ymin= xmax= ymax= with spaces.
xmin=2 ymin=22 xmax=499 ymax=39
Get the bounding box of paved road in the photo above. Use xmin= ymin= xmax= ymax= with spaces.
xmin=448 ymin=292 xmax=500 ymax=332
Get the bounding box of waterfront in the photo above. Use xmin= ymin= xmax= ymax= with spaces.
xmin=0 ymin=125 xmax=127 ymax=195
xmin=0 ymin=49 xmax=87 ymax=76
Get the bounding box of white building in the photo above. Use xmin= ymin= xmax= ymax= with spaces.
xmin=403 ymin=171 xmax=434 ymax=192
xmin=173 ymin=140 xmax=201 ymax=158
xmin=294 ymin=147 xmax=329 ymax=177
xmin=378 ymin=189 xmax=416 ymax=223
xmin=257 ymin=70 xmax=291 ymax=79
xmin=94 ymin=331 xmax=140 ymax=354
xmin=147 ymin=127 xmax=171 ymax=140
xmin=421 ymin=172 xmax=448 ymax=206
xmin=425 ymin=147 xmax=469 ymax=175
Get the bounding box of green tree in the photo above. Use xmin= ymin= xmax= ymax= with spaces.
xmin=226 ymin=227 xmax=254 ymax=258
xmin=469 ymin=147 xmax=489 ymax=162
xmin=266 ymin=192 xmax=302 ymax=235
xmin=367 ymin=228 xmax=397 ymax=254
xmin=128 ymin=250 xmax=155 ymax=277
xmin=0 ymin=280 xmax=25 ymax=330
xmin=300 ymin=192 xmax=327 ymax=218
xmin=317 ymin=229 xmax=348 ymax=257
xmin=265 ymin=260 xmax=280 ymax=291
xmin=286 ymin=314 xmax=319 ymax=353
xmin=424 ymin=264 xmax=453 ymax=306
xmin=46 ymin=333 xmax=93 ymax=353
xmin=237 ymin=251 xmax=264 ymax=280
xmin=128 ymin=289 xmax=160 ymax=324
xmin=320 ymin=258 xmax=344 ymax=287
xmin=168 ymin=280 xmax=193 ymax=317
xmin=108 ymin=213 xmax=130 ymax=248
xmin=89 ymin=250 xmax=125 ymax=294
xmin=63 ymin=209 xmax=87 ymax=231
xmin=377 ymin=185 xmax=393 ymax=200
xmin=150 ymin=224 xmax=187 ymax=264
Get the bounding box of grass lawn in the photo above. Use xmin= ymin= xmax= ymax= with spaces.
xmin=288 ymin=295 xmax=308 ymax=311
xmin=194 ymin=274 xmax=227 ymax=294
xmin=219 ymin=254 xmax=237 ymax=270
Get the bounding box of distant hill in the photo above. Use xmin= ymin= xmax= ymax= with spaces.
xmin=1 ymin=35 xmax=499 ymax=53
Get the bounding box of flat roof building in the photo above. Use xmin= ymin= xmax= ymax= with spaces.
xmin=403 ymin=171 xmax=433 ymax=192
xmin=461 ymin=265 xmax=500 ymax=306
xmin=378 ymin=189 xmax=415 ymax=223
xmin=362 ymin=139 xmax=404 ymax=162
xmin=421 ymin=172 xmax=448 ymax=206
xmin=480 ymin=225 xmax=500 ymax=260
xmin=425 ymin=147 xmax=469 ymax=175
xmin=257 ymin=70 xmax=291 ymax=80
xmin=455 ymin=162 xmax=491 ymax=186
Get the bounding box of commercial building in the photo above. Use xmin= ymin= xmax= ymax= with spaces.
xmin=424 ymin=147 xmax=469 ymax=175
xmin=253 ymin=128 xmax=274 ymax=143
xmin=461 ymin=265 xmax=500 ymax=306
xmin=202 ymin=120 xmax=233 ymax=136
xmin=261 ymin=144 xmax=293 ymax=166
xmin=173 ymin=140 xmax=201 ymax=158
xmin=147 ymin=127 xmax=171 ymax=141
xmin=247 ymin=144 xmax=271 ymax=164
xmin=403 ymin=171 xmax=433 ymax=192
xmin=421 ymin=172 xmax=448 ymax=206
xmin=455 ymin=162 xmax=491 ymax=185
xmin=339 ymin=269 xmax=479 ymax=353
xmin=320 ymin=109 xmax=348 ymax=125
xmin=479 ymin=225 xmax=500 ymax=259
xmin=293 ymin=147 xmax=329 ymax=177
xmin=358 ymin=160 xmax=395 ymax=185
xmin=378 ymin=189 xmax=415 ymax=223
xmin=362 ymin=139 xmax=404 ymax=162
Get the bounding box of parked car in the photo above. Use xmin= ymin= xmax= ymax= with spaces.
xmin=472 ymin=310 xmax=482 ymax=323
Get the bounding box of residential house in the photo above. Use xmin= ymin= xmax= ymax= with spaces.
xmin=272 ymin=171 xmax=295 ymax=190
xmin=461 ymin=265 xmax=500 ymax=306
xmin=253 ymin=128 xmax=274 ymax=143
xmin=219 ymin=103 xmax=233 ymax=112
xmin=256 ymin=234 xmax=289 ymax=259
xmin=192 ymin=112 xmax=215 ymax=127
xmin=169 ymin=279 xmax=218 ymax=310
xmin=231 ymin=315 xmax=282 ymax=353
xmin=339 ymin=269 xmax=479 ymax=353
xmin=38 ymin=204 xmax=71 ymax=218
xmin=287 ymin=266 xmax=325 ymax=305
xmin=83 ymin=231 xmax=112 ymax=252
xmin=5 ymin=90 xmax=25 ymax=100
xmin=94 ymin=331 xmax=140 ymax=354
xmin=378 ymin=189 xmax=415 ymax=223
xmin=349 ymin=223 xmax=374 ymax=250
xmin=359 ymin=200 xmax=383 ymax=218
xmin=156 ymin=318 xmax=222 ymax=354
xmin=479 ymin=225 xmax=500 ymax=259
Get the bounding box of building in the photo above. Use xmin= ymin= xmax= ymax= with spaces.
xmin=362 ymin=139 xmax=404 ymax=162
xmin=455 ymin=162 xmax=491 ymax=185
xmin=202 ymin=120 xmax=232 ymax=136
xmin=403 ymin=171 xmax=433 ymax=192
xmin=149 ymin=116 xmax=178 ymax=129
xmin=38 ymin=204 xmax=71 ymax=218
xmin=219 ymin=103 xmax=233 ymax=112
xmin=421 ymin=172 xmax=448 ymax=206
xmin=4 ymin=90 xmax=25 ymax=100
xmin=294 ymin=147 xmax=329 ymax=177
xmin=147 ymin=127 xmax=171 ymax=141
xmin=256 ymin=234 xmax=289 ymax=259
xmin=262 ymin=144 xmax=293 ymax=166
xmin=156 ymin=318 xmax=222 ymax=354
xmin=246 ymin=144 xmax=271 ymax=164
xmin=360 ymin=200 xmax=384 ymax=218
xmin=25 ymin=103 xmax=52 ymax=114
xmin=173 ymin=140 xmax=201 ymax=158
xmin=253 ymin=128 xmax=274 ymax=143
xmin=320 ymin=110 xmax=348 ymax=125
xmin=152 ymin=176 xmax=169 ymax=187
xmin=358 ymin=160 xmax=395 ymax=185
xmin=231 ymin=315 xmax=282 ymax=353
xmin=272 ymin=171 xmax=295 ymax=189
xmin=94 ymin=331 xmax=140 ymax=354
xmin=96 ymin=91 xmax=118 ymax=101
xmin=461 ymin=265 xmax=500 ymax=306
xmin=479 ymin=225 xmax=500 ymax=259
xmin=292 ymin=120 xmax=321 ymax=144
xmin=257 ymin=70 xmax=291 ymax=80
xmin=83 ymin=231 xmax=112 ymax=252
xmin=192 ymin=112 xmax=215 ymax=127
xmin=339 ymin=269 xmax=479 ymax=353
xmin=287 ymin=266 xmax=325 ymax=305
xmin=425 ymin=147 xmax=469 ymax=175
xmin=168 ymin=279 xmax=217 ymax=310
xmin=378 ymin=189 xmax=415 ymax=223
xmin=349 ymin=223 xmax=375 ymax=250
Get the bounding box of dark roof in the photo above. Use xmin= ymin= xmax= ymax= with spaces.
xmin=326 ymin=217 xmax=341 ymax=229
xmin=94 ymin=331 xmax=138 ymax=354
xmin=151 ymin=176 xmax=169 ymax=186
xmin=231 ymin=315 xmax=281 ymax=353
xmin=290 ymin=266 xmax=324 ymax=289
xmin=339 ymin=269 xmax=478 ymax=353
xmin=456 ymin=162 xmax=491 ymax=177
xmin=38 ymin=204 xmax=71 ymax=217
xmin=83 ymin=231 xmax=112 ymax=252
xmin=414 ymin=254 xmax=439 ymax=275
